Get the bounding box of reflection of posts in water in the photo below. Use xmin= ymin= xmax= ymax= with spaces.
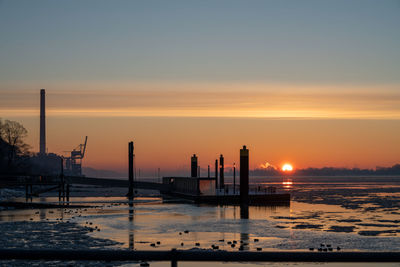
xmin=40 ymin=197 xmax=46 ymax=220
xmin=240 ymin=204 xmax=249 ymax=251
xmin=128 ymin=197 xmax=134 ymax=250
xmin=240 ymin=204 xmax=249 ymax=219
xmin=66 ymin=183 xmax=70 ymax=204
xmin=25 ymin=183 xmax=33 ymax=202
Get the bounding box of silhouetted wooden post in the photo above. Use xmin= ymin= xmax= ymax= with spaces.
xmin=215 ymin=159 xmax=218 ymax=190
xmin=240 ymin=146 xmax=249 ymax=205
xmin=191 ymin=154 xmax=198 ymax=178
xmin=59 ymin=157 xmax=65 ymax=202
xmin=171 ymin=248 xmax=178 ymax=267
xmin=233 ymin=163 xmax=236 ymax=194
xmin=207 ymin=165 xmax=210 ymax=178
xmin=219 ymin=154 xmax=224 ymax=190
xmin=128 ymin=141 xmax=134 ymax=198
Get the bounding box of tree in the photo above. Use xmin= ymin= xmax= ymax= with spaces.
xmin=0 ymin=119 xmax=30 ymax=171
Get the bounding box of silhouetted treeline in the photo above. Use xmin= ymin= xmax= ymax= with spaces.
xmin=0 ymin=119 xmax=61 ymax=176
xmin=0 ymin=119 xmax=31 ymax=174
xmin=248 ymin=165 xmax=400 ymax=176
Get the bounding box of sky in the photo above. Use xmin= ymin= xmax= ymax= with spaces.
xmin=1 ymin=0 xmax=400 ymax=175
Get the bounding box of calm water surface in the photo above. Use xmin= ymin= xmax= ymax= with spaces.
xmin=1 ymin=176 xmax=400 ymax=266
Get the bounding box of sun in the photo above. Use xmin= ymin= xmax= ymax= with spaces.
xmin=282 ymin=163 xmax=293 ymax=172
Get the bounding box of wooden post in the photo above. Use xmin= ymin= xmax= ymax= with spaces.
xmin=233 ymin=163 xmax=236 ymax=194
xmin=240 ymin=146 xmax=249 ymax=205
xmin=215 ymin=159 xmax=218 ymax=190
xmin=60 ymin=157 xmax=65 ymax=203
xmin=219 ymin=155 xmax=224 ymax=189
xmin=128 ymin=141 xmax=134 ymax=198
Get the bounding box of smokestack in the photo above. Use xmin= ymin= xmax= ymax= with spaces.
xmin=39 ymin=89 xmax=46 ymax=155
xmin=240 ymin=145 xmax=249 ymax=204
xmin=191 ymin=154 xmax=198 ymax=177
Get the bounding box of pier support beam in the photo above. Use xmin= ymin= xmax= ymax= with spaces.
xmin=240 ymin=145 xmax=249 ymax=204
xmin=219 ymin=154 xmax=224 ymax=190
xmin=191 ymin=154 xmax=198 ymax=178
xmin=39 ymin=89 xmax=46 ymax=155
xmin=59 ymin=157 xmax=65 ymax=202
xmin=233 ymin=163 xmax=236 ymax=194
xmin=128 ymin=141 xmax=134 ymax=198
xmin=215 ymin=159 xmax=218 ymax=189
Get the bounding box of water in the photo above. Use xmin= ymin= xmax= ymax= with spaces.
xmin=1 ymin=176 xmax=400 ymax=266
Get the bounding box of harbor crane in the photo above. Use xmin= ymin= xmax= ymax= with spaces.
xmin=65 ymin=136 xmax=88 ymax=176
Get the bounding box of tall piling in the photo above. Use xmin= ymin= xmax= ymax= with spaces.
xmin=128 ymin=141 xmax=134 ymax=198
xmin=219 ymin=154 xmax=224 ymax=189
xmin=39 ymin=89 xmax=46 ymax=155
xmin=215 ymin=159 xmax=218 ymax=189
xmin=240 ymin=145 xmax=249 ymax=204
xmin=233 ymin=163 xmax=236 ymax=194
xmin=191 ymin=154 xmax=198 ymax=178
xmin=59 ymin=157 xmax=65 ymax=202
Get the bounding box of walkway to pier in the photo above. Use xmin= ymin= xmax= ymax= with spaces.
xmin=0 ymin=175 xmax=168 ymax=191
xmin=68 ymin=176 xmax=169 ymax=191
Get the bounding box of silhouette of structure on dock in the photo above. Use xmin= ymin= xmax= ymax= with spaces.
xmin=162 ymin=145 xmax=290 ymax=205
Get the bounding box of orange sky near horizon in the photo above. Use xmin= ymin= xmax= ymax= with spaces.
xmin=2 ymin=83 xmax=400 ymax=175
xmin=4 ymin=115 xmax=400 ymax=175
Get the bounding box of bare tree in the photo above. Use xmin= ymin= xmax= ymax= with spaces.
xmin=0 ymin=119 xmax=30 ymax=169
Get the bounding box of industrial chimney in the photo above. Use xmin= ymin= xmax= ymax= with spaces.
xmin=39 ymin=89 xmax=46 ymax=155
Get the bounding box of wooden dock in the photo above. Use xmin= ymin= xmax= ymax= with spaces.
xmin=163 ymin=191 xmax=290 ymax=205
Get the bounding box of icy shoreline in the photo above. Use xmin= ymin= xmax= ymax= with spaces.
xmin=0 ymin=220 xmax=128 ymax=266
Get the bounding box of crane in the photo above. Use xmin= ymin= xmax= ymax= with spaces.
xmin=65 ymin=136 xmax=88 ymax=176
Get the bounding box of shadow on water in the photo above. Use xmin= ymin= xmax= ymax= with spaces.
xmin=240 ymin=204 xmax=249 ymax=251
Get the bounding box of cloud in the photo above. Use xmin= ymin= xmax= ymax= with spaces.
xmin=1 ymin=81 xmax=400 ymax=119
xmin=259 ymin=162 xmax=277 ymax=169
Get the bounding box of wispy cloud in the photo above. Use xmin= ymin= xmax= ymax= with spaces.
xmin=259 ymin=162 xmax=277 ymax=169
xmin=1 ymin=81 xmax=400 ymax=119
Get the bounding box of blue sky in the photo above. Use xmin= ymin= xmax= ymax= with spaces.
xmin=1 ymin=0 xmax=399 ymax=84
xmin=1 ymin=0 xmax=400 ymax=171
